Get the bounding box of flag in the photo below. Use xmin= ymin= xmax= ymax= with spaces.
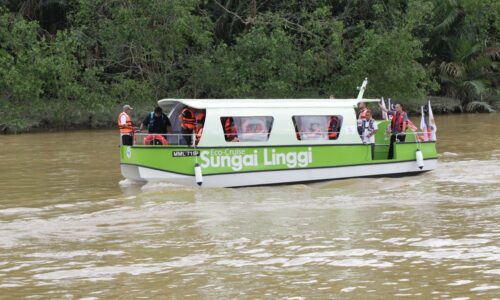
xmin=407 ymin=119 xmax=418 ymax=132
xmin=428 ymin=100 xmax=437 ymax=141
xmin=419 ymin=106 xmax=430 ymax=141
xmin=380 ymin=97 xmax=388 ymax=120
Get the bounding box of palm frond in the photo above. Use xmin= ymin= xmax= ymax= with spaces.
xmin=462 ymin=80 xmax=490 ymax=99
xmin=464 ymin=101 xmax=496 ymax=112
xmin=440 ymin=61 xmax=464 ymax=79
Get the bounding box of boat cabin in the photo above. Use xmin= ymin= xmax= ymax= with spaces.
xmin=150 ymin=98 xmax=381 ymax=147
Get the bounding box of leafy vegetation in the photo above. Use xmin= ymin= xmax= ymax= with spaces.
xmin=0 ymin=0 xmax=498 ymax=132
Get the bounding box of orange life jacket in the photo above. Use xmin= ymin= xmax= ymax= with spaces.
xmin=179 ymin=108 xmax=195 ymax=130
xmin=391 ymin=111 xmax=407 ymax=133
xmin=196 ymin=111 xmax=205 ymax=124
xmin=224 ymin=118 xmax=237 ymax=141
xmin=328 ymin=116 xmax=340 ymax=139
xmin=118 ymin=112 xmax=134 ymax=134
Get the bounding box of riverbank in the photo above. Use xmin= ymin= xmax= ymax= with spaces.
xmin=0 ymin=97 xmax=496 ymax=134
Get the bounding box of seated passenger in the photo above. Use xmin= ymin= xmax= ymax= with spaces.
xmin=241 ymin=119 xmax=267 ymax=141
xmin=223 ymin=117 xmax=238 ymax=142
xmin=303 ymin=123 xmax=325 ymax=140
xmin=328 ymin=116 xmax=340 ymax=140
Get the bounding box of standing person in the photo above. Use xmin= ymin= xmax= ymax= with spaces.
xmin=358 ymin=102 xmax=368 ymax=120
xmin=179 ymin=106 xmax=195 ymax=146
xmin=380 ymin=102 xmax=408 ymax=159
xmin=357 ymin=102 xmax=368 ymax=136
xmin=117 ymin=104 xmax=134 ymax=146
xmin=194 ymin=110 xmax=206 ymax=145
xmin=361 ymin=110 xmax=378 ymax=160
xmin=139 ymin=106 xmax=172 ymax=145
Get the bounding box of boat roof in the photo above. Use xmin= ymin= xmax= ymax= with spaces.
xmin=158 ymin=98 xmax=381 ymax=110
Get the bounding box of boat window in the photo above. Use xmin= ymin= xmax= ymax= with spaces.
xmin=220 ymin=116 xmax=274 ymax=142
xmin=292 ymin=115 xmax=343 ymax=140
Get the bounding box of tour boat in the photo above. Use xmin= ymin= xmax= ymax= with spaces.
xmin=119 ymin=84 xmax=437 ymax=187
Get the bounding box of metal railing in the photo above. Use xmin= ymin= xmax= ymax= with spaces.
xmin=133 ymin=133 xmax=194 ymax=146
xmin=124 ymin=130 xmax=433 ymax=147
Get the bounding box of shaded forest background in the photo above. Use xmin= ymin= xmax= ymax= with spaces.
xmin=0 ymin=0 xmax=498 ymax=132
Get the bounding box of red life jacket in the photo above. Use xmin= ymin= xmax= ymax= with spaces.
xmin=391 ymin=111 xmax=407 ymax=132
xmin=196 ymin=111 xmax=205 ymax=124
xmin=179 ymin=108 xmax=195 ymax=130
xmin=224 ymin=118 xmax=237 ymax=141
xmin=328 ymin=116 xmax=340 ymax=139
xmin=118 ymin=112 xmax=133 ymax=133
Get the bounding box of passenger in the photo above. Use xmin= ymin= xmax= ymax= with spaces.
xmin=380 ymin=102 xmax=408 ymax=159
xmin=223 ymin=117 xmax=238 ymax=142
xmin=195 ymin=110 xmax=206 ymax=145
xmin=358 ymin=102 xmax=368 ymax=120
xmin=357 ymin=102 xmax=368 ymax=136
xmin=328 ymin=116 xmax=340 ymax=140
xmin=139 ymin=106 xmax=172 ymax=145
xmin=304 ymin=123 xmax=323 ymax=140
xmin=117 ymin=104 xmax=135 ymax=146
xmin=179 ymin=106 xmax=196 ymax=146
xmin=361 ymin=110 xmax=378 ymax=160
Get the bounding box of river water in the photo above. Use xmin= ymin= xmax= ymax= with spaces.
xmin=0 ymin=114 xmax=499 ymax=299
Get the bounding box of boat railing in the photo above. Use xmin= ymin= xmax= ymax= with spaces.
xmin=132 ymin=132 xmax=194 ymax=146
xmin=129 ymin=130 xmax=433 ymax=147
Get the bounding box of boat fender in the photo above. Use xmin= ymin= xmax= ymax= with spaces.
xmin=416 ymin=149 xmax=424 ymax=170
xmin=194 ymin=163 xmax=203 ymax=186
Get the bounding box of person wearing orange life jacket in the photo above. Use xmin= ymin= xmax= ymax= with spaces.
xmin=380 ymin=102 xmax=408 ymax=159
xmin=179 ymin=106 xmax=195 ymax=145
xmin=358 ymin=102 xmax=368 ymax=120
xmin=223 ymin=117 xmax=238 ymax=142
xmin=194 ymin=110 xmax=206 ymax=145
xmin=356 ymin=102 xmax=368 ymax=136
xmin=328 ymin=116 xmax=341 ymax=140
xmin=117 ymin=104 xmax=135 ymax=145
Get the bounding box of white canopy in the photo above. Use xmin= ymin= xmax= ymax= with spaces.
xmin=158 ymin=98 xmax=381 ymax=110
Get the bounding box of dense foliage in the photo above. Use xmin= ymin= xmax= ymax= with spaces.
xmin=0 ymin=0 xmax=498 ymax=132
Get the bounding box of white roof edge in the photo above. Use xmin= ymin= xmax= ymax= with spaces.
xmin=158 ymin=98 xmax=381 ymax=109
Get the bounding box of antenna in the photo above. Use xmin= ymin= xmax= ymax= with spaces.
xmin=356 ymin=78 xmax=368 ymax=101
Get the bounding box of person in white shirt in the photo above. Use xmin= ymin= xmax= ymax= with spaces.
xmin=361 ymin=110 xmax=378 ymax=160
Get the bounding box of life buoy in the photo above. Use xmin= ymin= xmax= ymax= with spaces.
xmin=144 ymin=134 xmax=168 ymax=145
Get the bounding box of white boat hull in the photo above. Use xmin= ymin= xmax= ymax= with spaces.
xmin=121 ymin=159 xmax=437 ymax=188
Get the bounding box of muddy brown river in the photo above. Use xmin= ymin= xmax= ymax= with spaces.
xmin=0 ymin=114 xmax=499 ymax=299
